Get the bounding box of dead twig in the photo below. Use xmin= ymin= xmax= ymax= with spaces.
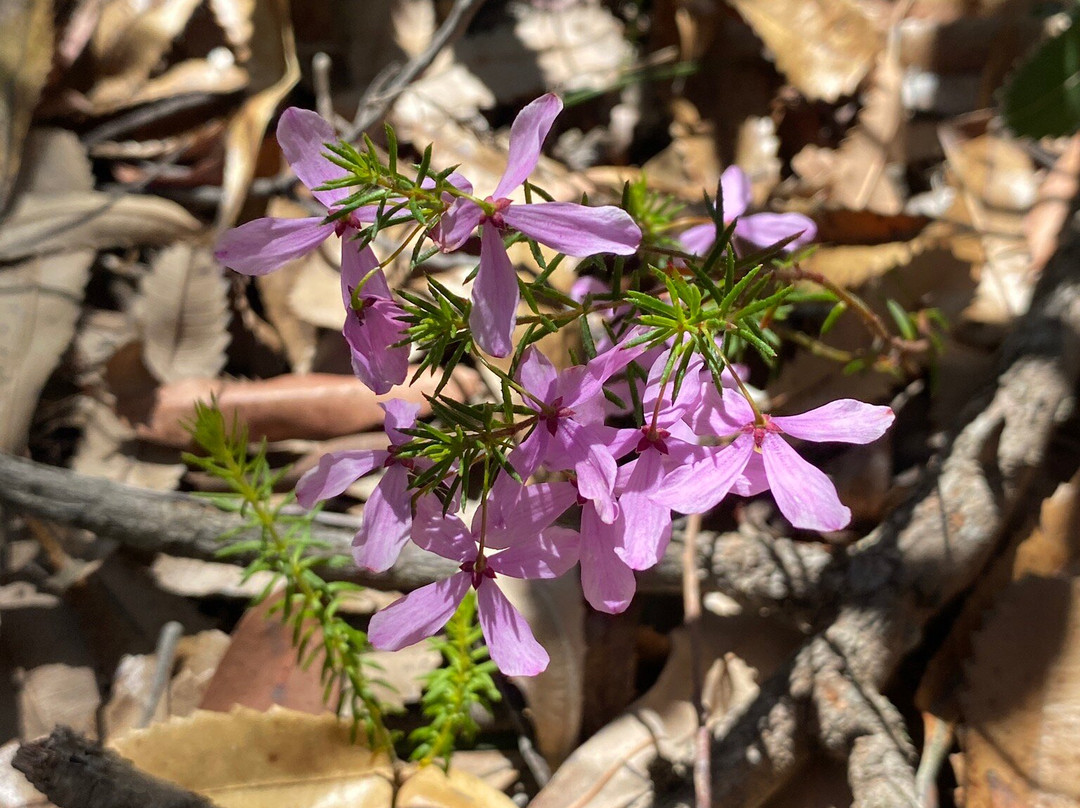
xmin=13 ymin=727 xmax=217 ymax=808
xmin=345 ymin=0 xmax=488 ymax=142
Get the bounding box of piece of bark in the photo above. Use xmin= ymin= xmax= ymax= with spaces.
xmin=13 ymin=727 xmax=217 ymax=808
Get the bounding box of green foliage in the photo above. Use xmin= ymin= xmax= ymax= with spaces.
xmin=410 ymin=592 xmax=500 ymax=767
xmin=183 ymin=401 xmax=397 ymax=753
xmin=1002 ymin=13 xmax=1080 ymax=137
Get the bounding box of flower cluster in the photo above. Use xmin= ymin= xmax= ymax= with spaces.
xmin=216 ymin=95 xmax=895 ymax=678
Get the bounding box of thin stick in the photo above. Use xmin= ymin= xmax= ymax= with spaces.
xmin=138 ymin=621 xmax=184 ymax=728
xmin=345 ymin=0 xmax=487 ymax=141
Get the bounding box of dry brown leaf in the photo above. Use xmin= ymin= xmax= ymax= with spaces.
xmin=209 ymin=0 xmax=255 ymax=61
xmin=121 ymin=58 xmax=249 ymax=110
xmin=103 ymin=630 xmax=231 ymax=739
xmin=1027 ymin=135 xmax=1080 ymax=276
xmin=109 ymin=706 xmax=516 ymax=808
xmin=499 ymin=576 xmax=585 ymax=766
xmin=728 ymin=0 xmax=883 ymax=102
xmin=829 ymin=34 xmax=906 ymax=214
xmin=135 ymin=368 xmax=483 ymax=448
xmin=0 ymin=250 xmax=95 ymax=452
xmin=939 ymin=117 xmax=1037 ymax=325
xmin=960 ymin=576 xmax=1080 ymax=808
xmin=0 ymin=0 xmax=54 ymax=213
xmin=640 ymin=98 xmax=722 ymax=199
xmin=138 ymin=243 xmax=231 ymax=383
xmin=0 ymin=192 xmax=202 ymax=260
xmin=531 ymin=612 xmax=803 ymax=808
xmin=17 ymin=663 xmax=101 ymax=740
xmin=70 ymin=397 xmax=186 ymax=490
xmin=87 ymin=0 xmax=203 ymax=113
xmin=215 ymin=0 xmax=299 ymax=229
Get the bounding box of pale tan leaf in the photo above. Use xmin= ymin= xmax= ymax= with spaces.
xmin=0 ymin=250 xmax=94 ymax=452
xmin=109 ymin=707 xmax=516 ymax=808
xmin=727 ymin=0 xmax=883 ymax=102
xmin=215 ymin=0 xmax=299 ymax=229
xmin=15 ymin=129 xmax=94 ymax=196
xmin=961 ymin=576 xmax=1080 ymax=808
xmin=88 ymin=0 xmax=203 ymax=114
xmin=0 ymin=192 xmax=202 ymax=261
xmin=0 ymin=0 xmax=54 ymax=212
xmin=138 ymin=243 xmax=231 ymax=382
xmin=103 ymin=630 xmax=231 ymax=739
xmin=0 ymin=739 xmax=55 ymax=808
xmin=18 ymin=663 xmax=101 ymax=740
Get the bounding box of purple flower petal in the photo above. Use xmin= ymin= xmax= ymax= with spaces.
xmin=277 ymin=107 xmax=350 ymax=208
xmin=489 ymin=526 xmax=580 ymax=579
xmin=653 ymin=434 xmax=755 ymax=514
xmin=432 ymin=199 xmax=483 ymax=252
xmin=477 ymin=581 xmax=549 ymax=676
xmin=554 ymin=421 xmax=617 ymax=523
xmin=771 ymin=400 xmax=894 ymax=444
xmin=761 ymin=433 xmax=851 ymax=531
xmin=680 ymin=222 xmax=717 ymax=257
xmin=469 ymin=225 xmax=519 ymax=357
xmin=732 ymin=451 xmax=769 ymax=497
xmin=368 ymin=573 xmax=471 ymax=651
xmin=720 ymin=165 xmax=751 ymax=220
xmin=613 ymin=450 xmax=673 ymax=569
xmin=493 ymin=93 xmax=563 ymax=199
xmin=411 ymin=496 xmax=475 ymax=561
xmin=353 ymin=464 xmax=413 ymax=572
xmin=215 ymin=216 xmax=333 ymax=276
xmin=344 ymin=304 xmax=410 ymax=395
xmin=485 ymin=481 xmax=578 ymax=549
xmin=502 ymin=202 xmax=640 ymax=257
xmin=519 ymin=347 xmax=559 ymax=405
xmin=295 ymin=449 xmax=389 ymax=508
xmin=736 ymin=212 xmax=817 ymax=250
xmin=382 ymin=399 xmax=421 ymax=445
xmin=339 ymin=242 xmax=384 ymax=308
xmin=580 ymin=507 xmax=636 ymax=614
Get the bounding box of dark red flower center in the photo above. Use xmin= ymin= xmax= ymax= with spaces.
xmin=637 ymin=425 xmax=670 ymax=455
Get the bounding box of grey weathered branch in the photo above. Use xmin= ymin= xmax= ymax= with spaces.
xmin=665 ymin=202 xmax=1080 ymax=807
xmin=13 ymin=727 xmax=217 ymax=808
xmin=0 ymin=451 xmax=834 ymax=607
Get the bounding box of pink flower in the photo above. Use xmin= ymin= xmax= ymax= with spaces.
xmin=215 ymin=107 xmax=408 ymax=393
xmin=215 ymin=108 xmax=376 ymax=276
xmin=659 ymin=392 xmax=894 ymax=531
xmin=434 ymin=94 xmax=641 ymax=357
xmin=295 ymin=399 xmax=421 ymax=571
xmin=367 ymin=493 xmax=580 ymax=676
xmin=681 ymin=166 xmax=816 ymax=256
xmin=338 ymin=246 xmax=409 ymax=395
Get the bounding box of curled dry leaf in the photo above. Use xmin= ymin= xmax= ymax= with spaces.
xmin=0 ymin=191 xmax=202 ymax=261
xmin=727 ymin=0 xmax=882 ymax=102
xmin=138 ymin=243 xmax=231 ymax=383
xmin=134 ymin=367 xmax=483 ymax=448
xmin=71 ymin=398 xmax=186 ymax=490
xmin=215 ymin=0 xmax=299 ymax=229
xmin=0 ymin=0 xmax=54 ymax=213
xmin=530 ymin=613 xmax=803 ymax=808
xmin=87 ymin=0 xmax=204 ymax=114
xmin=108 ymin=706 xmax=516 ymax=808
